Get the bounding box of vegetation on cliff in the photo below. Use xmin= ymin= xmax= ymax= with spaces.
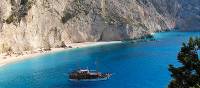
xmin=6 ymin=0 xmax=34 ymax=24
xmin=61 ymin=0 xmax=91 ymax=23
xmin=168 ymin=37 xmax=200 ymax=88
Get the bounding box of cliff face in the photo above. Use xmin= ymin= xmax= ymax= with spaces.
xmin=0 ymin=0 xmax=198 ymax=53
xmin=176 ymin=0 xmax=200 ymax=31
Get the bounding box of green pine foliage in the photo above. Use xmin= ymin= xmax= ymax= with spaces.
xmin=168 ymin=37 xmax=200 ymax=88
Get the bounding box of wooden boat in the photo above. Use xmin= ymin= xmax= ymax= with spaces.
xmin=69 ymin=69 xmax=112 ymax=81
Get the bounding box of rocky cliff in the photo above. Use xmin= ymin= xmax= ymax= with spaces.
xmin=176 ymin=0 xmax=200 ymax=31
xmin=0 ymin=0 xmax=198 ymax=53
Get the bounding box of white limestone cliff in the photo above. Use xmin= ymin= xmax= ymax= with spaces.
xmin=0 ymin=0 xmax=198 ymax=53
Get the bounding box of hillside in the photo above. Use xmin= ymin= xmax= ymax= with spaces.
xmin=0 ymin=0 xmax=199 ymax=53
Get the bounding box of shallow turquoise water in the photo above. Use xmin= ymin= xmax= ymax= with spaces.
xmin=0 ymin=32 xmax=200 ymax=88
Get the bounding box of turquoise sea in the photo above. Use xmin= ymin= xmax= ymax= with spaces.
xmin=0 ymin=32 xmax=200 ymax=88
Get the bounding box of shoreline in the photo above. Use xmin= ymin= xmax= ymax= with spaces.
xmin=0 ymin=41 xmax=122 ymax=67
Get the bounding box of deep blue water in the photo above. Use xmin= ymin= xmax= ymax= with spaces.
xmin=0 ymin=32 xmax=200 ymax=88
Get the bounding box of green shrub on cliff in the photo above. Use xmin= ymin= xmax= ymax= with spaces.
xmin=61 ymin=11 xmax=73 ymax=23
xmin=6 ymin=0 xmax=34 ymax=24
xmin=0 ymin=43 xmax=12 ymax=53
xmin=6 ymin=14 xmax=15 ymax=24
xmin=61 ymin=0 xmax=91 ymax=23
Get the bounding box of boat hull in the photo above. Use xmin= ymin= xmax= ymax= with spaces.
xmin=69 ymin=77 xmax=110 ymax=81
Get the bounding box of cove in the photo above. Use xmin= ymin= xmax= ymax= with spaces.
xmin=0 ymin=32 xmax=200 ymax=88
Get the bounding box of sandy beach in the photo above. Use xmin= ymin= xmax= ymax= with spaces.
xmin=0 ymin=41 xmax=122 ymax=67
